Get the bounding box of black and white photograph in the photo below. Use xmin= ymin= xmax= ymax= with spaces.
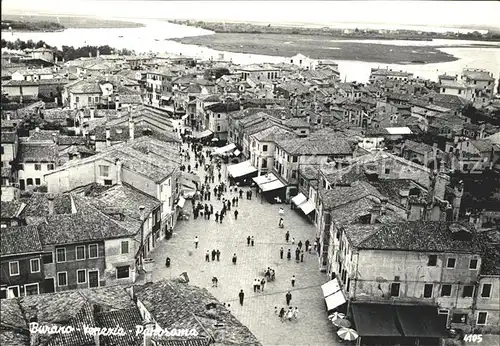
xmin=1 ymin=1 xmax=499 ymax=345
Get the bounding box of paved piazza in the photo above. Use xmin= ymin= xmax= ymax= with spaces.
xmin=151 ymin=153 xmax=339 ymax=345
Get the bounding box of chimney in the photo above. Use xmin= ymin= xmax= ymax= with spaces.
xmin=143 ymin=322 xmax=155 ymax=346
xmin=115 ymin=95 xmax=120 ymax=111
xmin=47 ymin=195 xmax=54 ymax=215
xmin=128 ymin=116 xmax=135 ymax=141
xmin=90 ymin=108 xmax=95 ymax=120
xmin=106 ymin=127 xmax=111 ymax=147
xmin=115 ymin=159 xmax=123 ymax=185
xmin=369 ymin=204 xmax=381 ymax=224
xmin=70 ymin=195 xmax=77 ymax=214
xmin=6 ymin=112 xmax=11 ymax=121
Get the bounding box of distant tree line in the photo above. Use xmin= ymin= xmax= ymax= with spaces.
xmin=1 ymin=39 xmax=135 ymax=61
xmin=1 ymin=20 xmax=65 ymax=32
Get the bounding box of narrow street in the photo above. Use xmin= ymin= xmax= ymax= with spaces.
xmin=150 ymin=144 xmax=339 ymax=345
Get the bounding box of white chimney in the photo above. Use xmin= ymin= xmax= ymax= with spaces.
xmin=116 ymin=159 xmax=122 ymax=185
xmin=129 ymin=116 xmax=135 ymax=141
xmin=6 ymin=112 xmax=11 ymax=121
xmin=115 ymin=95 xmax=120 ymax=110
xmin=90 ymin=108 xmax=95 ymax=120
xmin=106 ymin=127 xmax=111 ymax=147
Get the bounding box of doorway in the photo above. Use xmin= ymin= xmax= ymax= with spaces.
xmin=88 ymin=270 xmax=99 ymax=288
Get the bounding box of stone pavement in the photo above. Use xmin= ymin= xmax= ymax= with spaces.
xmin=150 ymin=146 xmax=340 ymax=346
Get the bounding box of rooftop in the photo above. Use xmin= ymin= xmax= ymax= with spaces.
xmin=275 ymin=135 xmax=352 ymax=156
xmin=0 ymin=224 xmax=42 ymax=257
xmin=18 ymin=143 xmax=58 ymax=162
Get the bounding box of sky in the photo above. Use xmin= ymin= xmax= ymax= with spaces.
xmin=3 ymin=1 xmax=500 ymax=30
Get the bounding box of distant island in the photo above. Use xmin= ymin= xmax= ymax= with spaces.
xmin=1 ymin=14 xmax=144 ymax=31
xmin=168 ymin=20 xmax=500 ymax=42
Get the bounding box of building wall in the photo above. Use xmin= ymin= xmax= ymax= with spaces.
xmin=103 ymin=237 xmax=137 ymax=284
xmin=250 ymin=139 xmax=276 ymax=176
xmin=18 ymin=161 xmax=56 ymax=190
xmin=2 ymin=85 xmax=39 ymax=97
xmin=1 ymin=142 xmax=18 ymax=165
xmin=207 ymin=110 xmax=229 ymax=134
xmin=0 ymin=254 xmax=44 ymax=298
xmin=69 ymin=92 xmax=102 ymax=110
xmin=475 ymin=276 xmax=500 ymax=333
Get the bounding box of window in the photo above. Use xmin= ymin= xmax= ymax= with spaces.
xmin=27 ymin=178 xmax=33 ymax=185
xmin=76 ymin=246 xmax=85 ymax=260
xmin=423 ymin=284 xmax=433 ymax=298
xmin=462 ymin=285 xmax=474 ymax=298
xmin=76 ymin=96 xmax=80 ymax=102
xmin=447 ymin=258 xmax=456 ymax=268
xmin=9 ymin=261 xmax=19 ymax=276
xmin=428 ymin=255 xmax=437 ymax=266
xmin=95 ymin=96 xmax=99 ymax=102
xmin=24 ymin=283 xmax=39 ymax=296
xmin=477 ymin=312 xmax=487 ymax=325
xmin=390 ymin=283 xmax=400 ymax=297
xmin=34 ymin=163 xmax=41 ymax=171
xmin=291 ymin=170 xmax=297 ymax=179
xmin=261 ymin=160 xmax=267 ymax=168
xmin=42 ymin=252 xmax=53 ymax=264
xmin=481 ymin=284 xmax=492 ymax=298
xmin=99 ymin=165 xmax=109 ymax=177
xmin=116 ymin=265 xmax=130 ymax=279
xmin=469 ymin=259 xmax=478 ymax=270
xmin=56 ymin=248 xmax=66 ymax=262
xmin=216 ymin=125 xmax=221 ymax=132
xmin=441 ymin=284 xmax=452 ymax=297
xmin=30 ymin=259 xmax=40 ymax=273
xmin=451 ymin=313 xmax=467 ymax=324
xmin=88 ymin=244 xmax=98 ymax=258
xmin=77 ymin=269 xmax=86 ymax=284
xmin=385 ymin=168 xmax=390 ymax=174
xmin=57 ymin=272 xmax=67 ymax=287
xmin=35 ymin=178 xmax=41 ymax=185
xmin=262 ymin=145 xmax=268 ymax=152
xmin=104 ymin=179 xmax=113 ymax=186
xmin=292 ymin=156 xmax=298 ymax=163
xmin=0 ymin=146 xmax=3 ymax=154
xmin=47 ymin=164 xmax=54 ymax=170
xmin=121 ymin=241 xmax=129 ymax=254
xmin=88 ymin=96 xmax=92 ymax=103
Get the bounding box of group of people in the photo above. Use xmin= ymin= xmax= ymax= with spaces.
xmin=277 ymin=306 xmax=299 ymax=322
xmin=252 ymin=278 xmax=266 ymax=292
xmin=205 ymin=249 xmax=221 ymax=262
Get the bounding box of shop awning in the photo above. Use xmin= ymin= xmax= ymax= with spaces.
xmin=351 ymin=303 xmax=402 ymax=337
xmin=291 ymin=193 xmax=307 ymax=206
xmin=321 ymin=279 xmax=342 ymax=298
xmin=261 ymin=179 xmax=285 ymax=192
xmin=253 ymin=173 xmax=278 ymax=186
xmin=214 ymin=143 xmax=236 ymax=155
xmin=194 ymin=129 xmax=213 ymax=139
xmin=299 ymin=200 xmax=315 ymax=215
xmin=181 ymin=171 xmax=201 ymax=183
xmin=227 ymin=160 xmax=257 ymax=178
xmin=325 ymin=290 xmax=347 ymax=311
xmin=177 ymin=196 xmax=186 ymax=208
xmin=396 ymin=305 xmax=447 ymax=338
xmin=180 ymin=178 xmax=196 ymax=190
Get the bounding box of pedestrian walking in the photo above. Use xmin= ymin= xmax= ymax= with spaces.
xmin=285 ymin=231 xmax=290 ymax=242
xmin=251 ymin=236 xmax=254 ymax=246
xmin=212 ymin=277 xmax=218 ymax=287
xmin=279 ymin=308 xmax=286 ymax=322
xmin=298 ymin=240 xmax=303 ymax=249
xmin=279 ymin=218 xmax=284 ymax=228
xmin=287 ymin=307 xmax=294 ymax=321
xmin=232 ymin=253 xmax=237 ymax=265
xmin=295 ymin=248 xmax=300 ymax=262
xmin=253 ymin=279 xmax=258 ymax=292
xmin=261 ymin=278 xmax=266 ymax=292
xmin=239 ymin=189 xmax=243 ymax=199
xmin=220 ymin=213 xmax=224 ymax=223
xmin=291 ymin=275 xmax=296 ymax=287
xmin=291 ymin=237 xmax=295 ymax=245
xmin=215 ymin=212 xmax=219 ymax=223
xmin=239 ymin=290 xmax=245 ymax=306
xmin=194 ymin=236 xmax=199 ymax=249
xmin=249 ymin=190 xmax=252 ymax=199
xmin=279 ymin=207 xmax=284 ymax=216
xmin=211 ymin=249 xmax=216 ymax=261
xmin=210 ymin=204 xmax=214 ymax=215
xmin=305 ymin=239 xmax=310 ymax=252
xmin=274 ymin=306 xmax=278 ymax=315
xmin=293 ymin=307 xmax=299 ymax=320
xmin=216 ymin=249 xmax=221 ymax=261
xmin=300 ymin=251 xmax=304 ymax=262
xmin=313 ymin=241 xmax=317 ymax=253
xmin=285 ymin=291 xmax=292 ymax=306
xmin=280 ymin=247 xmax=284 ymax=259
xmin=234 ymin=210 xmax=238 ymax=220
xmin=247 ymin=235 xmax=251 ymax=246
xmin=218 ymin=172 xmax=222 ymax=181
xmin=205 ymin=250 xmax=210 ymax=262
xmin=287 ymin=249 xmax=291 ymax=260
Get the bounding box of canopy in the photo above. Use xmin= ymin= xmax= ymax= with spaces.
xmin=177 ymin=196 xmax=186 ymax=208
xmin=351 ymin=303 xmax=402 ymax=337
xmin=261 ymin=179 xmax=285 ymax=192
xmin=291 ymin=193 xmax=307 ymax=206
xmin=321 ymin=279 xmax=342 ymax=298
xmin=180 ymin=178 xmax=196 ymax=190
xmin=193 ymin=129 xmax=213 ymax=139
xmin=325 ymin=290 xmax=347 ymax=311
xmin=227 ymin=160 xmax=257 ymax=178
xmin=396 ymin=305 xmax=447 ymax=338
xmin=214 ymin=143 xmax=236 ymax=155
xmin=299 ymin=200 xmax=315 ymax=215
xmin=253 ymin=173 xmax=278 ymax=186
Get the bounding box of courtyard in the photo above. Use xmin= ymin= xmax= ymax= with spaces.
xmin=150 ymin=152 xmax=339 ymax=345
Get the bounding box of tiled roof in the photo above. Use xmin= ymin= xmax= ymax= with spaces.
xmin=349 ymin=221 xmax=481 ymax=253
xmin=2 ymin=79 xmax=40 ymax=86
xmin=58 ymin=135 xmax=87 ymax=146
xmin=403 ymin=140 xmax=434 ymax=155
xmin=283 ymin=117 xmax=310 ymax=128
xmin=37 ymin=194 xmax=134 ymax=245
xmin=134 ymin=280 xmax=261 ymax=345
xmin=252 ymin=125 xmax=296 ymax=142
xmin=68 ymin=80 xmax=102 ymax=94
xmin=0 ymin=200 xmax=25 ymax=219
xmin=23 ymin=192 xmax=73 ymax=218
xmin=276 ymin=135 xmax=352 ymax=156
xmin=95 ymin=308 xmax=144 ymax=346
xmin=18 ymin=143 xmax=58 ymax=162
xmin=0 ymin=224 xmax=42 ymax=256
xmin=1 ymin=131 xmax=17 ymax=143
xmin=28 ymin=129 xmax=60 ymax=141
xmin=320 ymin=181 xmax=383 ymax=209
xmin=471 ymin=139 xmax=495 ymax=152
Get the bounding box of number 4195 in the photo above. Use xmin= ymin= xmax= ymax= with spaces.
xmin=464 ymin=334 xmax=483 ymax=343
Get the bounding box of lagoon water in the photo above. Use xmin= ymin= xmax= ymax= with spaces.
xmin=5 ymin=19 xmax=500 ymax=84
